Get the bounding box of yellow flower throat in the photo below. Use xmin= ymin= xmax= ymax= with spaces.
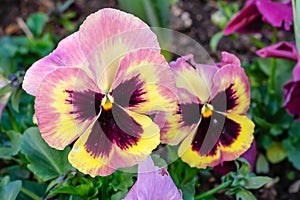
xmin=201 ymin=103 xmax=213 ymax=118
xmin=101 ymin=94 xmax=114 ymax=111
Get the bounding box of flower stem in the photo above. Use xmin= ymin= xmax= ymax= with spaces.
xmin=292 ymin=0 xmax=300 ymax=54
xmin=194 ymin=181 xmax=231 ymax=200
xmin=6 ymin=106 xmax=20 ymax=132
xmin=21 ymin=187 xmax=41 ymax=200
xmin=268 ymin=27 xmax=277 ymax=98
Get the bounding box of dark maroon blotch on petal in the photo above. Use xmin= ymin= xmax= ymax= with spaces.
xmin=192 ymin=111 xmax=225 ymax=156
xmin=179 ymin=103 xmax=201 ymax=126
xmin=112 ymin=76 xmax=146 ymax=108
xmin=219 ymin=117 xmax=241 ymax=147
xmin=65 ymin=89 xmax=104 ymax=121
xmin=85 ymin=103 xmax=142 ymax=157
xmin=213 ymin=84 xmax=237 ymax=112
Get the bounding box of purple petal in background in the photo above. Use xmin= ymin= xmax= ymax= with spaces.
xmin=257 ymin=0 xmax=293 ymax=31
xmin=256 ymin=42 xmax=299 ymax=62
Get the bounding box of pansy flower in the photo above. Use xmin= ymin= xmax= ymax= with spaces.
xmin=124 ymin=156 xmax=182 ymax=200
xmin=224 ymin=0 xmax=293 ymax=35
xmin=22 ymin=8 xmax=178 ymax=176
xmin=169 ymin=52 xmax=255 ymax=169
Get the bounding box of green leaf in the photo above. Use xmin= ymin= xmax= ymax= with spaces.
xmin=47 ymin=176 xmax=97 ymax=199
xmin=238 ymin=158 xmax=251 ymax=176
xmin=0 ymin=180 xmax=22 ymax=200
xmin=111 ymin=191 xmax=127 ymax=200
xmin=11 ymin=87 xmax=22 ymax=113
xmin=21 ymin=127 xmax=73 ymax=181
xmin=236 ymin=189 xmax=256 ymax=200
xmin=26 ymin=13 xmax=48 ymax=37
xmin=210 ymin=31 xmax=224 ymax=51
xmin=244 ymin=177 xmax=272 ymax=189
xmin=292 ymin=0 xmax=300 ymax=53
xmin=151 ymin=154 xmax=167 ymax=168
xmin=180 ymin=177 xmax=197 ymax=200
xmin=0 ymin=36 xmax=18 ymax=57
xmin=266 ymin=142 xmax=286 ymax=164
xmin=0 ymin=131 xmax=22 ymax=159
xmin=255 ymin=154 xmax=270 ymax=174
xmin=283 ymin=139 xmax=300 ymax=170
xmin=110 ymin=171 xmax=134 ymax=192
xmin=0 ymin=84 xmax=12 ymax=95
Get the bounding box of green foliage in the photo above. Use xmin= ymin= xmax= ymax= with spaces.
xmin=0 ymin=177 xmax=22 ymax=200
xmin=26 ymin=13 xmax=48 ymax=37
xmin=209 ymin=0 xmax=239 ymax=51
xmin=118 ymin=0 xmax=174 ymax=28
xmin=21 ymin=127 xmax=73 ymax=181
xmin=223 ymin=160 xmax=272 ymax=200
xmin=0 ymin=131 xmax=22 ymax=159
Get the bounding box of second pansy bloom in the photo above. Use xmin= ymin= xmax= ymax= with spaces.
xmin=23 ymin=8 xmax=179 ymax=176
xmin=169 ymin=52 xmax=255 ymax=168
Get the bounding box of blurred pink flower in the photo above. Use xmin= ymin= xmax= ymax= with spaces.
xmin=224 ymin=0 xmax=293 ymax=35
xmin=256 ymin=42 xmax=299 ymax=61
xmin=124 ymin=156 xmax=182 ymax=200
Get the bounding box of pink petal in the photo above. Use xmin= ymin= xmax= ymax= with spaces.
xmin=23 ymin=33 xmax=86 ymax=96
xmin=292 ymin=60 xmax=300 ymax=81
xmin=256 ymin=42 xmax=299 ymax=62
xmin=125 ymin=156 xmax=182 ymax=200
xmin=257 ymin=0 xmax=293 ymax=31
xmin=283 ymin=81 xmax=300 ymax=121
xmin=35 ymin=67 xmax=100 ymax=150
xmin=78 ymin=8 xmax=160 ymax=91
xmin=23 ymin=8 xmax=159 ymax=95
xmin=224 ymin=4 xmax=262 ymax=35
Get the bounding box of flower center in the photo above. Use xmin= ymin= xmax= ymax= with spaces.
xmin=201 ymin=103 xmax=213 ymax=118
xmin=101 ymin=94 xmax=114 ymax=111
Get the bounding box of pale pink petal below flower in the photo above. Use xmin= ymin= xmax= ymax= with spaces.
xmin=124 ymin=156 xmax=182 ymax=200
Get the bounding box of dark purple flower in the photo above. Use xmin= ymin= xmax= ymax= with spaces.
xmin=213 ymin=140 xmax=257 ymax=175
xmin=256 ymin=42 xmax=299 ymax=61
xmin=224 ymin=0 xmax=293 ymax=35
xmin=284 ymin=61 xmax=300 ymax=121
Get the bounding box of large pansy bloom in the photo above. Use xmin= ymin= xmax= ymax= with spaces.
xmin=224 ymin=0 xmax=293 ymax=35
xmin=124 ymin=156 xmax=182 ymax=200
xmin=22 ymin=8 xmax=178 ymax=176
xmin=169 ymin=52 xmax=255 ymax=168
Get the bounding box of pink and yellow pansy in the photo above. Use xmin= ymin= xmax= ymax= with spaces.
xmin=22 ymin=8 xmax=178 ymax=176
xmin=169 ymin=52 xmax=255 ymax=168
